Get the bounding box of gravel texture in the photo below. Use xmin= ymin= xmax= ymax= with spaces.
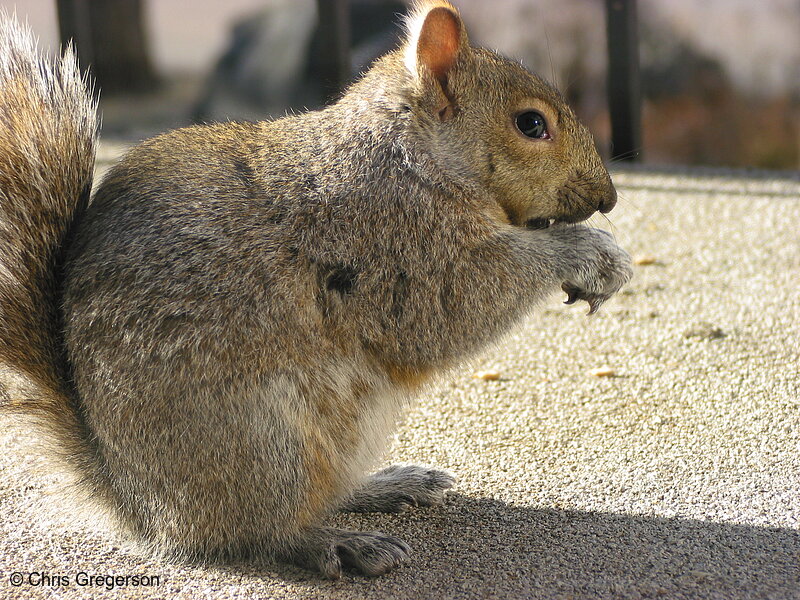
xmin=1 ymin=163 xmax=799 ymax=599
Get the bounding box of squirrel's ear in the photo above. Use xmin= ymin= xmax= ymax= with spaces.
xmin=404 ymin=2 xmax=468 ymax=90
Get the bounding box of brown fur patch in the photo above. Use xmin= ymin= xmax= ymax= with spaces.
xmin=296 ymin=377 xmax=366 ymax=526
xmin=297 ymin=431 xmax=337 ymax=527
xmin=385 ymin=364 xmax=432 ymax=390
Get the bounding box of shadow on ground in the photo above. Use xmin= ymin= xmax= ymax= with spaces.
xmin=221 ymin=494 xmax=798 ymax=599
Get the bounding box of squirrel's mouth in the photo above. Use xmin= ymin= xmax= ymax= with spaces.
xmin=524 ymin=215 xmax=591 ymax=229
xmin=524 ymin=218 xmax=558 ymax=230
xmin=524 ymin=204 xmax=597 ymax=229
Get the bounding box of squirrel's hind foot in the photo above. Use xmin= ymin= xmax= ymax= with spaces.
xmin=285 ymin=527 xmax=410 ymax=579
xmin=339 ymin=464 xmax=456 ymax=513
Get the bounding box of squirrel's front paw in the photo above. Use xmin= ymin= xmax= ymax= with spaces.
xmin=340 ymin=465 xmax=456 ymax=513
xmin=558 ymin=227 xmax=633 ymax=314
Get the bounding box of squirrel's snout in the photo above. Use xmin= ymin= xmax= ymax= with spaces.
xmin=597 ymin=186 xmax=618 ymax=213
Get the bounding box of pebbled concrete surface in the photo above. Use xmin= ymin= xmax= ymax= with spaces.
xmin=1 ymin=163 xmax=799 ymax=599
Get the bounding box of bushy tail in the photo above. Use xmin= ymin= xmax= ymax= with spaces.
xmin=0 ymin=15 xmax=98 ymax=470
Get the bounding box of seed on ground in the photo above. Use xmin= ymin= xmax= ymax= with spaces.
xmin=473 ymin=370 xmax=501 ymax=381
xmin=589 ymin=366 xmax=616 ymax=377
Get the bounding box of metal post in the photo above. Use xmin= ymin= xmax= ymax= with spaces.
xmin=56 ymin=0 xmax=158 ymax=94
xmin=316 ymin=0 xmax=351 ymax=101
xmin=606 ymin=0 xmax=642 ymax=162
xmin=55 ymin=0 xmax=93 ymax=67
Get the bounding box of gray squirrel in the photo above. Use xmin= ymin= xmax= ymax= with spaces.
xmin=0 ymin=1 xmax=632 ymax=578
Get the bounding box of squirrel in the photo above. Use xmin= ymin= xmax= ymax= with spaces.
xmin=0 ymin=1 xmax=632 ymax=578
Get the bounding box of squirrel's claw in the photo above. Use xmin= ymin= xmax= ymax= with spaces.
xmin=562 ymin=283 xmax=581 ymax=305
xmin=562 ymin=283 xmax=608 ymax=315
xmin=587 ymin=296 xmax=606 ymax=315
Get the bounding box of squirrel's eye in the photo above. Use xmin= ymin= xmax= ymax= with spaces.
xmin=515 ymin=111 xmax=550 ymax=139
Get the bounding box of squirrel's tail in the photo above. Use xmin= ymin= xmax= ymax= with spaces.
xmin=0 ymin=16 xmax=98 ymax=473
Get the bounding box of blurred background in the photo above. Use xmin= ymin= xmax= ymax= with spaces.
xmin=8 ymin=0 xmax=800 ymax=170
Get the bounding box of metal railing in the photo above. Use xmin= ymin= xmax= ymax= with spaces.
xmin=56 ymin=0 xmax=642 ymax=162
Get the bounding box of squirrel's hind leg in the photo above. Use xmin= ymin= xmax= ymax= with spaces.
xmin=338 ymin=464 xmax=456 ymax=513
xmin=281 ymin=527 xmax=410 ymax=578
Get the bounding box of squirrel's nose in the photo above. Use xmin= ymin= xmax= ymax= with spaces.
xmin=597 ymin=186 xmax=617 ymax=214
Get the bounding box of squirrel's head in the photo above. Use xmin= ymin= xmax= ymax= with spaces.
xmin=398 ymin=0 xmax=616 ymax=226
